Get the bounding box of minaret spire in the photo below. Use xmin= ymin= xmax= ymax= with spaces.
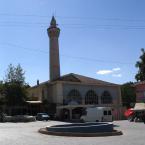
xmin=47 ymin=16 xmax=60 ymax=81
xmin=50 ymin=16 xmax=57 ymax=27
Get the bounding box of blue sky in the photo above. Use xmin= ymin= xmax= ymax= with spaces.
xmin=0 ymin=0 xmax=145 ymax=86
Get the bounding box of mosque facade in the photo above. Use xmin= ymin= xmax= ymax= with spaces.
xmin=28 ymin=17 xmax=122 ymax=120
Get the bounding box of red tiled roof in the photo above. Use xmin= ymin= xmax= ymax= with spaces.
xmin=56 ymin=73 xmax=119 ymax=86
xmin=30 ymin=73 xmax=119 ymax=87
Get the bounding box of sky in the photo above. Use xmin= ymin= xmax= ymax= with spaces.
xmin=0 ymin=0 xmax=145 ymax=86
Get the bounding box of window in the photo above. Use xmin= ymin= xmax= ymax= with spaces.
xmin=104 ymin=111 xmax=107 ymax=115
xmin=85 ymin=90 xmax=98 ymax=104
xmin=101 ymin=91 xmax=112 ymax=104
xmin=82 ymin=109 xmax=87 ymax=115
xmin=67 ymin=89 xmax=82 ymax=104
xmin=108 ymin=110 xmax=112 ymax=115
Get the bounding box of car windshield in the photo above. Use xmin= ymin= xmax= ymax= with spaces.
xmin=82 ymin=109 xmax=87 ymax=115
xmin=42 ymin=114 xmax=49 ymax=117
xmin=37 ymin=113 xmax=49 ymax=117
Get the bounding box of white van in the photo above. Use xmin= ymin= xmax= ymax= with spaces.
xmin=81 ymin=107 xmax=113 ymax=122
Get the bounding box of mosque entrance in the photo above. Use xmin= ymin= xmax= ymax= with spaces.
xmin=57 ymin=106 xmax=85 ymax=121
xmin=61 ymin=108 xmax=70 ymax=120
xmin=72 ymin=107 xmax=84 ymax=119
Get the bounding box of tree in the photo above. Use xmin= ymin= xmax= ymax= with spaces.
xmin=3 ymin=64 xmax=27 ymax=106
xmin=3 ymin=82 xmax=27 ymax=106
xmin=135 ymin=48 xmax=145 ymax=81
xmin=5 ymin=64 xmax=25 ymax=85
xmin=121 ymin=82 xmax=136 ymax=108
xmin=0 ymin=82 xmax=5 ymax=105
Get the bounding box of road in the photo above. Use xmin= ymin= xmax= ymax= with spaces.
xmin=0 ymin=120 xmax=144 ymax=145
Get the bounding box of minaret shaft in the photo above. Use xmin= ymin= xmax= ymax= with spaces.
xmin=49 ymin=37 xmax=60 ymax=80
xmin=47 ymin=16 xmax=60 ymax=81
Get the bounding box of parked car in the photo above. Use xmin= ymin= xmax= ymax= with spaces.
xmin=3 ymin=115 xmax=36 ymax=122
xmin=36 ymin=113 xmax=50 ymax=121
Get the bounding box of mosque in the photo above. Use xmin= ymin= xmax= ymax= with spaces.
xmin=28 ymin=16 xmax=122 ymax=120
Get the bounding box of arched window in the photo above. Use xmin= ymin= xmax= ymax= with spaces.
xmin=67 ymin=89 xmax=82 ymax=105
xmin=85 ymin=90 xmax=98 ymax=104
xmin=101 ymin=91 xmax=112 ymax=104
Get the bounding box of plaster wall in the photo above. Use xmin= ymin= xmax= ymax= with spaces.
xmin=62 ymin=83 xmax=121 ymax=106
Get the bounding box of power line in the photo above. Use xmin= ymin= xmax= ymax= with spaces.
xmin=0 ymin=42 xmax=134 ymax=65
xmin=0 ymin=21 xmax=48 ymax=25
xmin=57 ymin=15 xmax=145 ymax=23
xmin=60 ymin=54 xmax=134 ymax=65
xmin=0 ymin=12 xmax=145 ymax=23
xmin=0 ymin=43 xmax=48 ymax=53
xmin=61 ymin=24 xmax=145 ymax=30
xmin=0 ymin=12 xmax=51 ymax=18
xmin=0 ymin=21 xmax=145 ymax=30
xmin=0 ymin=25 xmax=144 ymax=30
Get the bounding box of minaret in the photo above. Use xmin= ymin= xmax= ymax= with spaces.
xmin=47 ymin=16 xmax=60 ymax=81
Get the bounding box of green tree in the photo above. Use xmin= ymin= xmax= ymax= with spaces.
xmin=3 ymin=83 xmax=26 ymax=106
xmin=0 ymin=82 xmax=5 ymax=105
xmin=135 ymin=48 xmax=145 ymax=81
xmin=3 ymin=64 xmax=27 ymax=106
xmin=121 ymin=82 xmax=136 ymax=108
xmin=5 ymin=64 xmax=25 ymax=85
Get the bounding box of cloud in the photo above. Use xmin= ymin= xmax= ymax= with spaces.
xmin=112 ymin=67 xmax=121 ymax=71
xmin=112 ymin=74 xmax=122 ymax=77
xmin=97 ymin=70 xmax=113 ymax=75
xmin=96 ymin=67 xmax=121 ymax=76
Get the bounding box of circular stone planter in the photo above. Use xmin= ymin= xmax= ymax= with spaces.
xmin=39 ymin=122 xmax=123 ymax=137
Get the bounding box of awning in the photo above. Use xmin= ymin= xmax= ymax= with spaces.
xmin=133 ymin=103 xmax=145 ymax=111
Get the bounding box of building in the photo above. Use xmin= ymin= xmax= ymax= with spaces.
xmin=0 ymin=81 xmax=4 ymax=101
xmin=28 ymin=16 xmax=122 ymax=120
xmin=134 ymin=81 xmax=145 ymax=102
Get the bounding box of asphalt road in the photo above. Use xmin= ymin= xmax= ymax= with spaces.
xmin=0 ymin=120 xmax=144 ymax=145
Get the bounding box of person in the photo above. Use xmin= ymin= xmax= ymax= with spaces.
xmin=0 ymin=110 xmax=4 ymax=122
xmin=64 ymin=111 xmax=69 ymax=119
xmin=130 ymin=112 xmax=136 ymax=122
xmin=141 ymin=111 xmax=145 ymax=124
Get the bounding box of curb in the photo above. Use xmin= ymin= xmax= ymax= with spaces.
xmin=38 ymin=128 xmax=123 ymax=137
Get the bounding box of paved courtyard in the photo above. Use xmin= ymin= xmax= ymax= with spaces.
xmin=0 ymin=120 xmax=144 ymax=145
